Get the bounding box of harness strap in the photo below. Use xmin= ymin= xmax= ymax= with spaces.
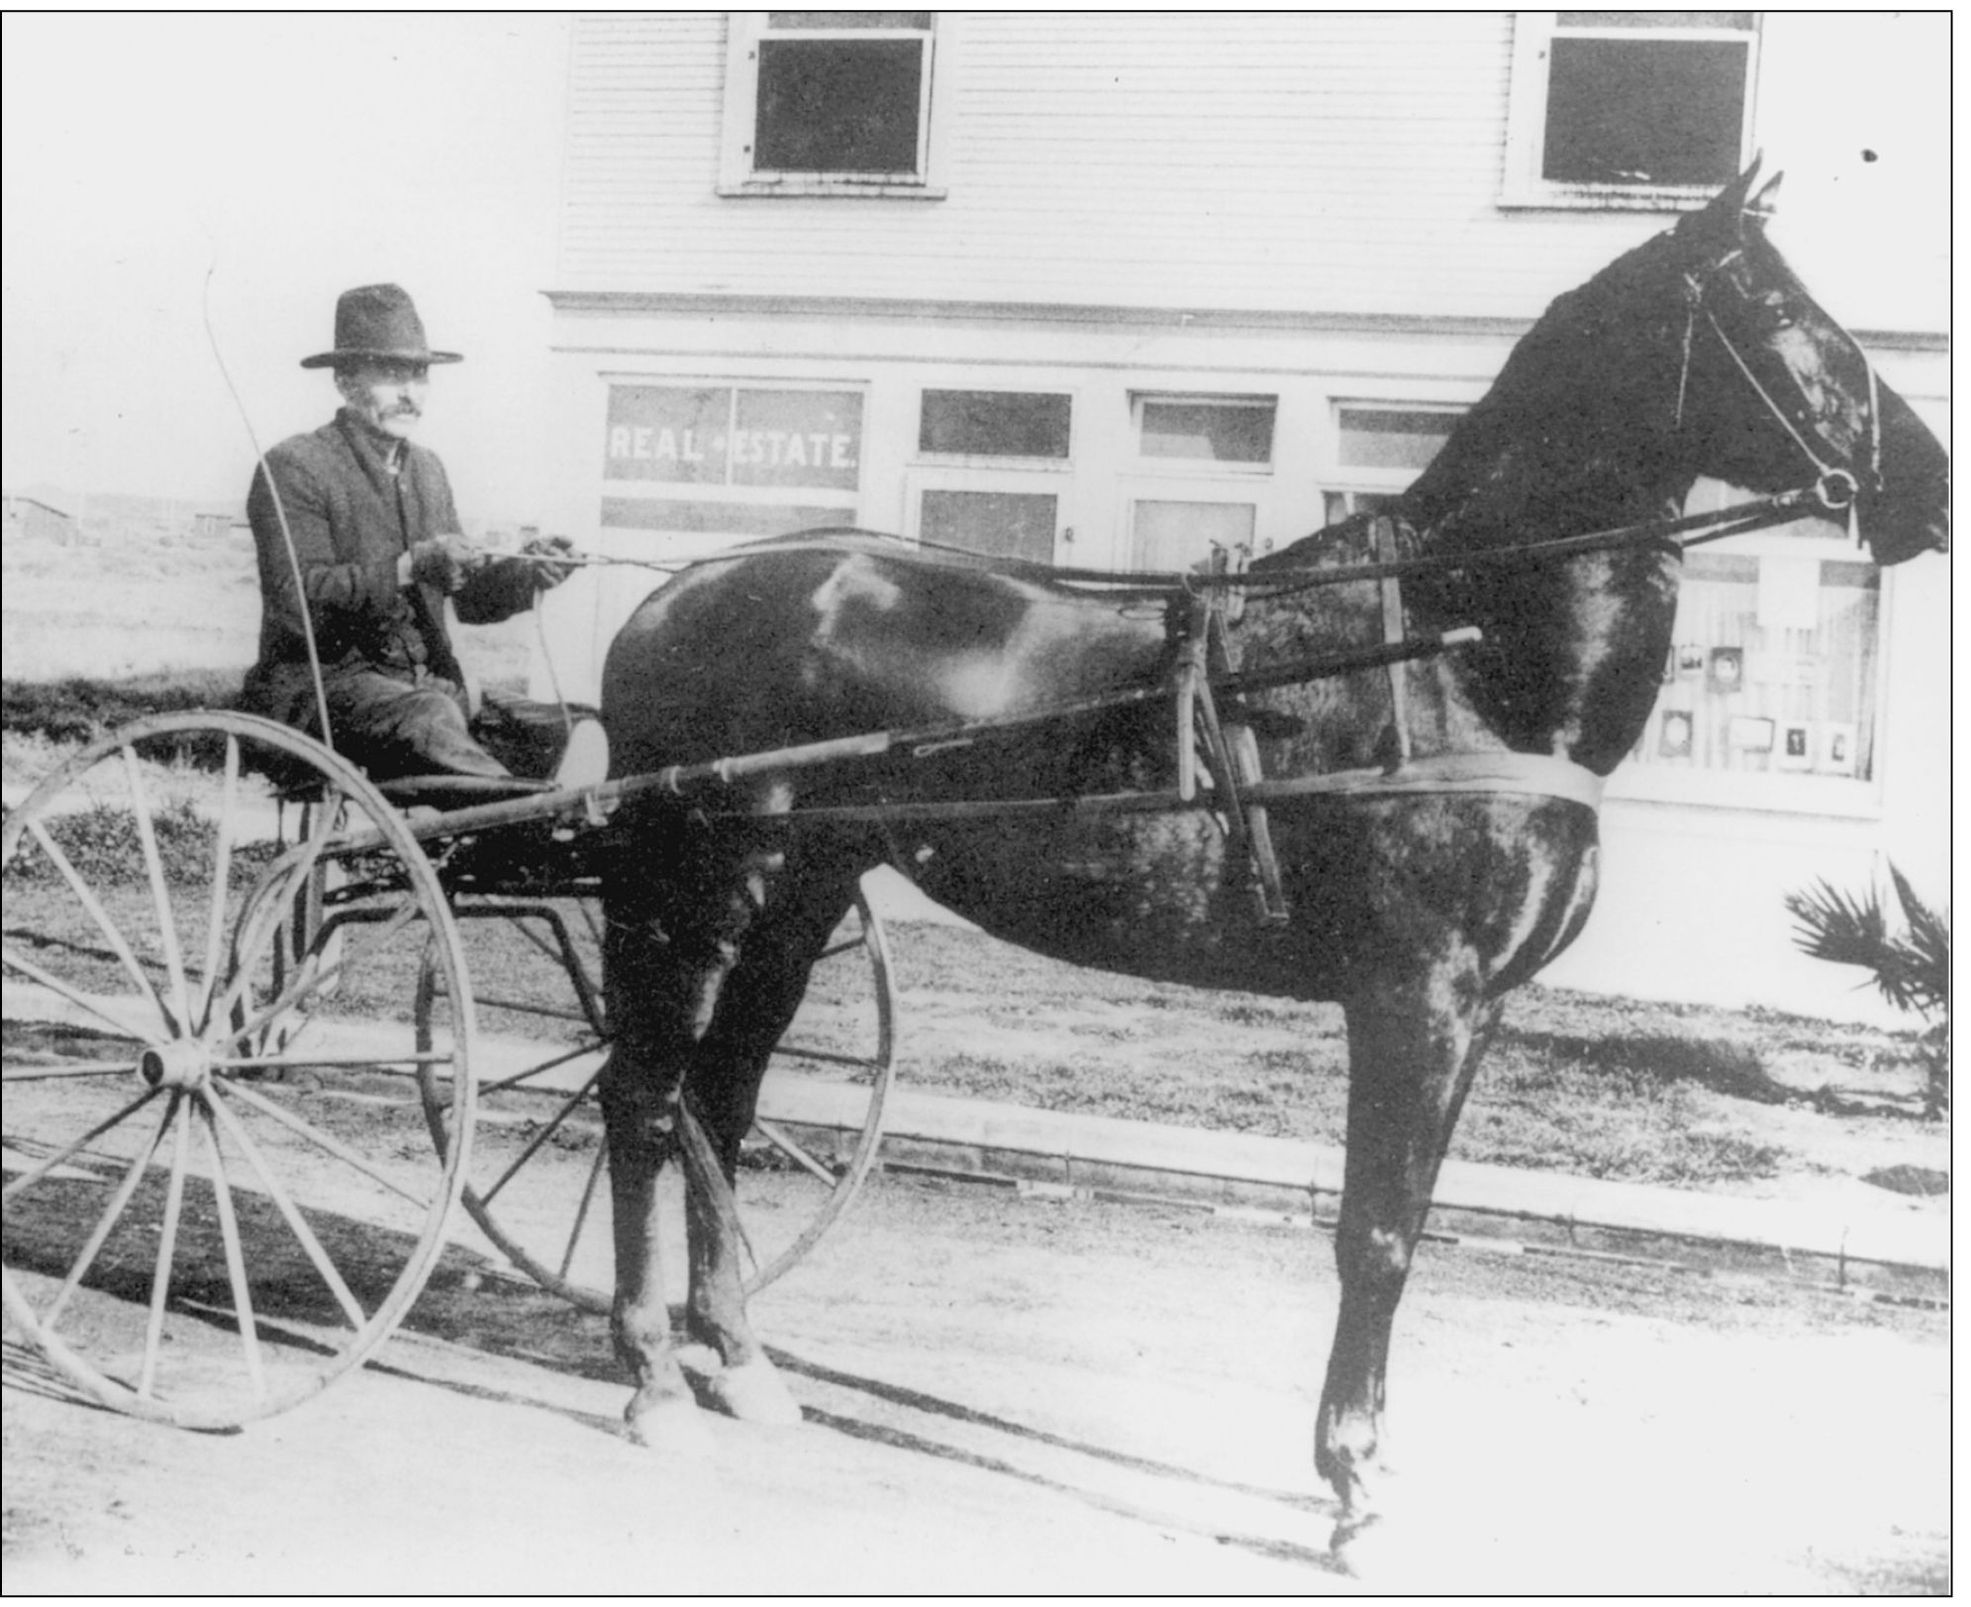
xmin=1702 ymin=307 xmax=1845 ymax=482
xmin=1243 ymin=752 xmax=1606 ymax=813
xmin=1199 ymin=600 xmax=1291 ymax=923
xmin=1170 ymin=593 xmax=1208 ymax=802
xmin=659 ymin=751 xmax=1608 ymax=833
xmin=1373 ymin=515 xmax=1413 ymax=768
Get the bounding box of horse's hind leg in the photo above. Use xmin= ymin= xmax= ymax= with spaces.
xmin=679 ymin=848 xmax=866 ymax=1423
xmin=598 ymin=828 xmax=768 ymax=1446
xmin=1318 ymin=957 xmax=1502 ymax=1562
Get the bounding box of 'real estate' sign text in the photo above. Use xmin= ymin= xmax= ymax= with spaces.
xmin=605 ymin=385 xmax=862 ymax=491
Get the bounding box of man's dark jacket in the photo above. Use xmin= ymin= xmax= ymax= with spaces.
xmin=240 ymin=409 xmax=536 ymax=727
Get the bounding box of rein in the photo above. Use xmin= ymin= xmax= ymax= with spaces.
xmin=495 ymin=477 xmax=1853 ymax=599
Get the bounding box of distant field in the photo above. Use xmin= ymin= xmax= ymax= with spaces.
xmin=1 ymin=528 xmax=530 ymax=686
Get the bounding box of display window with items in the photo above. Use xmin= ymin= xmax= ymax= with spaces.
xmin=1323 ymin=403 xmax=1888 ymax=812
xmin=1631 ymin=546 xmax=1878 ymax=784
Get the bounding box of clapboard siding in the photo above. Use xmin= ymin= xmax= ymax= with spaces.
xmin=556 ymin=12 xmax=1946 ymax=329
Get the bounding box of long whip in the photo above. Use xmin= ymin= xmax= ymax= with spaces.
xmin=202 ymin=267 xmax=335 ymax=750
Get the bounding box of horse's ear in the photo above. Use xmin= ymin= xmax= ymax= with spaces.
xmin=1719 ymin=153 xmax=1764 ymax=212
xmin=1677 ymin=156 xmax=1764 ymax=248
xmin=1747 ymin=168 xmax=1783 ymax=220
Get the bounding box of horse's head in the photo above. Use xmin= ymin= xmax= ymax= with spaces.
xmin=1673 ymin=162 xmax=1948 ymax=564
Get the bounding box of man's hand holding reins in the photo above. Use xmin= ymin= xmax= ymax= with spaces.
xmin=520 ymin=533 xmax=577 ymax=591
xmin=401 ymin=532 xmax=484 ymax=594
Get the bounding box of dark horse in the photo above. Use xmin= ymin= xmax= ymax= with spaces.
xmin=592 ymin=168 xmax=1947 ymax=1555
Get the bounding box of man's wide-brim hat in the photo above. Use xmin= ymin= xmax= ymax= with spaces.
xmin=300 ymin=283 xmax=462 ymax=369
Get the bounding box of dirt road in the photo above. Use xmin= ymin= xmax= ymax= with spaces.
xmin=3 ymin=1163 xmax=1947 ymax=1596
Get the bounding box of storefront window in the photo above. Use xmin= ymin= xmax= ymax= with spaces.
xmin=1324 ymin=401 xmax=1462 ymax=525
xmin=603 ymin=384 xmax=862 ymax=490
xmin=1129 ymin=499 xmax=1254 ymax=572
xmin=919 ymin=391 xmax=1072 ymax=458
xmin=600 ymin=383 xmax=864 ymax=542
xmin=920 ymin=489 xmax=1057 ymax=563
xmin=1134 ymin=395 xmax=1275 ymax=464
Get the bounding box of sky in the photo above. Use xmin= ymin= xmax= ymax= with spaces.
xmin=1 ymin=13 xmax=571 ymax=517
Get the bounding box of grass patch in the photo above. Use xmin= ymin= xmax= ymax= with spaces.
xmin=3 ymin=801 xmax=282 ymax=888
xmin=1461 ymin=1047 xmax=1787 ymax=1184
xmin=3 ymin=668 xmax=245 ymax=740
xmin=872 ymin=922 xmax=1932 ymax=1190
xmin=1497 ymin=1028 xmax=1792 ymax=1104
xmin=3 ymin=669 xmax=246 ymax=771
xmin=6 ymin=799 xmax=213 ymax=884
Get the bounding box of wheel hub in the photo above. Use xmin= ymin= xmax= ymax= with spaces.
xmin=137 ymin=1040 xmax=211 ymax=1091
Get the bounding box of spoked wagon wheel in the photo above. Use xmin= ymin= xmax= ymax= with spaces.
xmin=416 ymin=886 xmax=896 ymax=1312
xmin=1 ymin=712 xmax=475 ymax=1428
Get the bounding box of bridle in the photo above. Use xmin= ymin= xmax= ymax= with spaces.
xmin=1678 ymin=251 xmax=1883 ymax=528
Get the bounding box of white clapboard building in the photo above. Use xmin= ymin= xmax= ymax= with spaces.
xmin=532 ymin=12 xmax=1949 ymax=1023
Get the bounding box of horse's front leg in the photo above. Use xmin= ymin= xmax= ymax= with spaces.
xmin=1319 ymin=957 xmax=1501 ymax=1564
xmin=597 ymin=1035 xmax=704 ymax=1449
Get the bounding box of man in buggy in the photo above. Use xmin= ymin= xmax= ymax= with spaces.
xmin=240 ymin=283 xmax=601 ymax=785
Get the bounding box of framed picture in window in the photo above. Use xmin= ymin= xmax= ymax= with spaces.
xmin=1707 ymin=646 xmax=1744 ymax=693
xmin=1727 ymin=715 xmax=1775 ymax=753
xmin=1775 ymin=721 xmax=1814 ymax=771
xmin=1817 ymin=722 xmax=1859 ymax=777
xmin=1657 ymin=709 xmax=1694 ymax=760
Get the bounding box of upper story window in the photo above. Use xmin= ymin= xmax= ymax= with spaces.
xmin=1502 ymin=13 xmax=1759 ymax=211
xmin=721 ymin=13 xmax=946 ymax=198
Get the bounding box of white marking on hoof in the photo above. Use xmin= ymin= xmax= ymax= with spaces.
xmin=624 ymin=1392 xmax=716 ymax=1457
xmin=699 ymin=1359 xmax=803 ymax=1425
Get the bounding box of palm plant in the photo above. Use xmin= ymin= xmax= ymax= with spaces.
xmin=1786 ymin=864 xmax=1949 ymax=1116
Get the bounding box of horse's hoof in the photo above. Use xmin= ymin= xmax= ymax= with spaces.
xmin=696 ymin=1358 xmax=804 ymax=1425
xmin=1329 ymin=1512 xmax=1394 ymax=1580
xmin=1331 ymin=1511 xmax=1457 ymax=1589
xmin=623 ymin=1391 xmax=716 ymax=1456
